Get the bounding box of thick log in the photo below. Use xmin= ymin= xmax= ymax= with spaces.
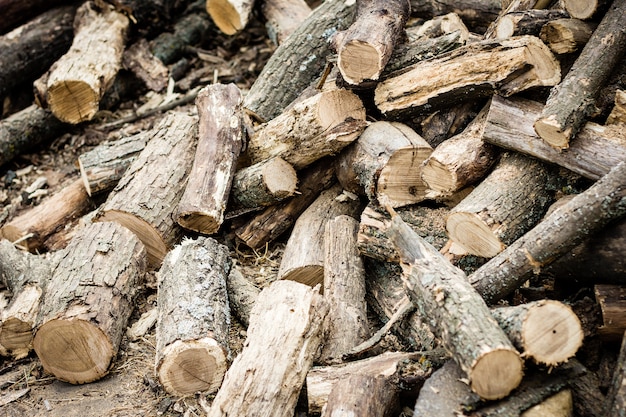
xmin=375 ymin=36 xmax=561 ymax=119
xmin=277 ymin=184 xmax=363 ymax=287
xmin=246 ymin=89 xmax=366 ymax=170
xmin=234 ymin=159 xmax=336 ymax=249
xmin=319 ymin=215 xmax=369 ymax=364
xmin=491 ymin=300 xmax=583 ymax=366
xmin=206 ymin=0 xmax=254 ymax=35
xmin=388 ymin=213 xmax=523 ymax=400
xmin=0 ymin=0 xmax=70 ymax=35
xmin=0 ymin=5 xmax=75 ymax=99
xmin=175 ymin=84 xmax=243 ymax=235
xmin=539 ymin=18 xmax=595 ymax=55
xmin=155 ymin=237 xmax=231 ymax=397
xmin=447 ymin=152 xmax=557 ymax=258
xmin=335 ymin=121 xmax=432 ymax=208
xmin=322 ymin=374 xmax=400 ymax=417
xmin=230 ymin=157 xmax=297 ymax=209
xmin=562 ymin=0 xmax=608 ymax=20
xmin=493 ymin=9 xmax=570 ymax=39
xmin=97 ymin=111 xmax=197 ymax=268
xmin=421 ymin=105 xmax=498 ymax=199
xmin=605 ymin=330 xmax=626 ymax=416
xmin=594 ymin=285 xmax=626 ymax=341
xmin=206 ymin=280 xmax=328 ymax=417
xmin=484 ymin=95 xmax=626 ymax=181
xmin=243 ymin=0 xmax=356 ymax=121
xmin=0 ymin=178 xmax=94 ymax=252
xmin=32 ymin=222 xmax=146 ymax=384
xmin=470 ymin=161 xmax=626 ymax=304
xmin=261 ymin=0 xmax=311 ymax=45
xmin=225 ymin=266 xmax=259 ymax=328
xmin=44 ymin=2 xmax=130 ymax=124
xmin=534 ymin=0 xmax=626 ymax=149
xmin=608 ymin=90 xmax=626 ymax=125
xmin=408 ymin=0 xmax=500 ymax=34
xmin=333 ymin=0 xmax=410 ymax=86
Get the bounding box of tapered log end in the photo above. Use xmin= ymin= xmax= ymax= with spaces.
xmin=534 ymin=116 xmax=571 ymax=150
xmin=446 ymin=212 xmax=505 ymax=258
xmin=206 ymin=0 xmax=244 ymax=35
xmin=33 ymin=318 xmax=114 ymax=384
xmin=338 ymin=40 xmax=382 ymax=85
xmin=157 ymin=338 xmax=228 ymax=397
xmin=47 ymin=80 xmax=99 ymax=124
xmin=470 ymin=348 xmax=523 ymax=400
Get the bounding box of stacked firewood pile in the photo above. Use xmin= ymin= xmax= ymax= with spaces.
xmin=1 ymin=0 xmax=625 ymax=415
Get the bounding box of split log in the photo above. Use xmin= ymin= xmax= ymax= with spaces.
xmin=277 ymin=184 xmax=363 ymax=287
xmin=206 ymin=0 xmax=254 ymax=35
xmin=97 ymin=111 xmax=197 ymax=268
xmin=32 ymin=221 xmax=146 ymax=384
xmin=335 ymin=121 xmax=432 ymax=208
xmin=155 ymin=237 xmax=231 ymax=397
xmin=375 ymin=35 xmax=561 ymax=119
xmin=446 ymin=152 xmax=557 ymax=258
xmin=332 ymin=0 xmax=410 ymax=86
xmin=122 ymin=38 xmax=169 ymax=92
xmin=421 ymin=104 xmax=498 ymax=199
xmin=607 ymin=90 xmax=626 ymax=125
xmin=78 ymin=131 xmax=150 ymax=197
xmin=261 ymin=0 xmax=311 ymax=45
xmin=493 ymin=9 xmax=570 ymax=39
xmin=306 ymin=352 xmax=430 ymax=414
xmin=0 ymin=5 xmax=75 ymax=99
xmin=319 ymin=215 xmax=369 ymax=364
xmin=562 ymin=0 xmax=608 ymax=20
xmin=539 ymin=18 xmax=595 ymax=55
xmin=0 ymin=0 xmax=70 ymax=35
xmin=234 ymin=159 xmax=336 ymax=249
xmin=43 ymin=1 xmax=130 ymax=124
xmin=225 ymin=266 xmax=259 ymax=328
xmin=0 ymin=178 xmax=94 ymax=252
xmin=206 ymin=280 xmax=328 ymax=417
xmin=175 ymin=84 xmax=243 ymax=235
xmin=408 ymin=0 xmax=500 ymax=34
xmin=243 ymin=0 xmax=357 ymax=121
xmin=246 ymin=89 xmax=366 ymax=170
xmin=470 ymin=160 xmax=626 ymax=304
xmin=594 ymin=285 xmax=626 ymax=341
xmin=490 ymin=300 xmax=583 ymax=366
xmin=388 ymin=213 xmax=523 ymax=400
xmin=230 ymin=157 xmax=297 ymax=209
xmin=534 ymin=0 xmax=626 ymax=149
xmin=484 ymin=95 xmax=626 ymax=181
xmin=322 ymin=374 xmax=400 ymax=417
xmin=604 ymin=330 xmax=626 ymax=416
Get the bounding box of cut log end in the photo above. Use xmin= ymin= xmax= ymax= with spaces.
xmin=206 ymin=0 xmax=244 ymax=35
xmin=47 ymin=80 xmax=99 ymax=124
xmin=470 ymin=348 xmax=524 ymax=400
xmin=534 ymin=115 xmax=572 ymax=150
xmin=33 ymin=319 xmax=114 ymax=384
xmin=176 ymin=211 xmax=221 ymax=236
xmin=157 ymin=338 xmax=228 ymax=397
xmin=338 ymin=40 xmax=382 ymax=85
xmin=446 ymin=212 xmax=505 ymax=258
xmin=378 ymin=148 xmax=431 ymax=208
xmin=281 ymin=265 xmax=324 ymax=288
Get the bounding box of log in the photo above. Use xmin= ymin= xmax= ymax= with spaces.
xmin=335 ymin=121 xmax=432 ymax=208
xmin=470 ymin=160 xmax=626 ymax=304
xmin=319 ymin=215 xmax=369 ymax=364
xmin=534 ymin=0 xmax=626 ymax=149
xmin=562 ymin=0 xmax=608 ymax=20
xmin=225 ymin=266 xmax=259 ymax=328
xmin=43 ymin=1 xmax=130 ymax=124
xmin=175 ymin=84 xmax=243 ymax=235
xmin=421 ymin=104 xmax=498 ymax=199
xmin=446 ymin=152 xmax=557 ymax=258
xmin=605 ymin=330 xmax=626 ymax=416
xmin=484 ymin=95 xmax=626 ymax=181
xmin=97 ymin=111 xmax=197 ymax=268
xmin=0 ymin=5 xmax=75 ymax=99
xmin=0 ymin=0 xmax=70 ymax=35
xmin=408 ymin=0 xmax=500 ymax=34
xmin=490 ymin=300 xmax=583 ymax=366
xmin=607 ymin=89 xmax=626 ymax=125
xmin=375 ymin=35 xmax=561 ymax=119
xmin=246 ymin=89 xmax=366 ymax=170
xmin=230 ymin=157 xmax=297 ymax=209
xmin=333 ymin=0 xmax=410 ymax=86
xmin=493 ymin=9 xmax=570 ymax=39
xmin=32 ymin=221 xmax=146 ymax=384
xmin=155 ymin=237 xmax=231 ymax=397
xmin=243 ymin=0 xmax=356 ymax=121
xmin=261 ymin=0 xmax=311 ymax=45
xmin=322 ymin=374 xmax=400 ymax=417
xmin=206 ymin=0 xmax=255 ymax=35
xmin=0 ymin=178 xmax=94 ymax=252
xmin=234 ymin=159 xmax=336 ymax=249
xmin=539 ymin=18 xmax=595 ymax=55
xmin=277 ymin=184 xmax=363 ymax=287
xmin=206 ymin=280 xmax=328 ymax=417
xmin=594 ymin=285 xmax=626 ymax=341
xmin=388 ymin=213 xmax=523 ymax=400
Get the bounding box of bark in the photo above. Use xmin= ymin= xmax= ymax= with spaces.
xmin=230 ymin=157 xmax=297 ymax=209
xmin=97 ymin=111 xmax=197 ymax=268
xmin=175 ymin=84 xmax=243 ymax=235
xmin=261 ymin=0 xmax=311 ymax=45
xmin=388 ymin=214 xmax=523 ymax=400
xmin=32 ymin=222 xmax=146 ymax=384
xmin=243 ymin=0 xmax=357 ymax=121
xmin=408 ymin=0 xmax=500 ymax=34
xmin=225 ymin=266 xmax=259 ymax=328
xmin=484 ymin=95 xmax=626 ymax=181
xmin=155 ymin=237 xmax=231 ymax=397
xmin=604 ymin=330 xmax=626 ymax=416
xmin=594 ymin=285 xmax=626 ymax=341
xmin=493 ymin=9 xmax=570 ymax=39
xmin=322 ymin=374 xmax=400 ymax=417
xmin=206 ymin=280 xmax=328 ymax=417
xmin=470 ymin=161 xmax=626 ymax=304
xmin=0 ymin=0 xmax=71 ymax=35
xmin=375 ymin=36 xmax=560 ymax=119
xmin=206 ymin=0 xmax=255 ymax=35
xmin=562 ymin=0 xmax=609 ymax=20
xmin=534 ymin=0 xmax=626 ymax=149
xmin=539 ymin=18 xmax=595 ymax=55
